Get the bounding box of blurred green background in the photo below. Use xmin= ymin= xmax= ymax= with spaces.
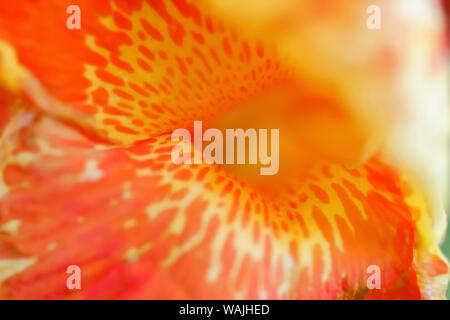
xmin=443 ymin=217 xmax=449 ymax=299
xmin=443 ymin=230 xmax=449 ymax=299
xmin=443 ymin=164 xmax=450 ymax=299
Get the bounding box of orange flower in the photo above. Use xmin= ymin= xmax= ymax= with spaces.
xmin=0 ymin=0 xmax=448 ymax=299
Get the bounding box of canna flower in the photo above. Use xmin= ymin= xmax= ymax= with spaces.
xmin=0 ymin=0 xmax=448 ymax=299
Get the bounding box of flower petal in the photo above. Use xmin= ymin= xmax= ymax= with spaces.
xmin=0 ymin=0 xmax=297 ymax=145
xmin=0 ymin=115 xmax=448 ymax=299
xmin=0 ymin=0 xmax=448 ymax=300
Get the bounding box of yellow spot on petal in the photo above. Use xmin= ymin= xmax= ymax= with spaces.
xmin=122 ymin=181 xmax=133 ymax=200
xmin=0 ymin=177 xmax=10 ymax=200
xmin=0 ymin=258 xmax=36 ymax=284
xmin=123 ymin=219 xmax=136 ymax=229
xmin=136 ymin=168 xmax=152 ymax=177
xmin=0 ymin=41 xmax=31 ymax=93
xmin=123 ymin=243 xmax=152 ymax=262
xmin=0 ymin=219 xmax=21 ymax=236
xmin=78 ymin=160 xmax=104 ymax=182
xmin=47 ymin=242 xmax=57 ymax=251
xmin=36 ymin=139 xmax=64 ymax=157
xmin=77 ymin=216 xmax=85 ymax=223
